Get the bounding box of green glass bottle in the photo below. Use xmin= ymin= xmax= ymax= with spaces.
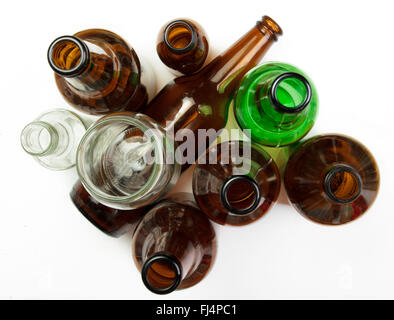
xmin=234 ymin=62 xmax=318 ymax=147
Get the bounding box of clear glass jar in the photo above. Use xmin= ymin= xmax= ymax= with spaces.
xmin=76 ymin=112 xmax=180 ymax=210
xmin=20 ymin=109 xmax=86 ymax=170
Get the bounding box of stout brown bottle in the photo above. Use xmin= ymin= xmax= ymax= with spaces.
xmin=141 ymin=15 xmax=282 ymax=168
xmin=284 ymin=134 xmax=380 ymax=225
xmin=157 ymin=18 xmax=209 ymax=75
xmin=132 ymin=193 xmax=217 ymax=294
xmin=70 ymin=181 xmax=147 ymax=237
xmin=193 ymin=140 xmax=281 ymax=226
xmin=48 ymin=29 xmax=156 ymax=115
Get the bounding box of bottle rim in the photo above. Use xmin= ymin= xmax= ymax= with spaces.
xmin=220 ymin=175 xmax=261 ymax=215
xmin=323 ymin=165 xmax=362 ymax=203
xmin=164 ymin=20 xmax=197 ymax=54
xmin=270 ymin=72 xmax=312 ymax=114
xmin=20 ymin=121 xmax=58 ymax=156
xmin=47 ymin=35 xmax=90 ymax=77
xmin=141 ymin=253 xmax=182 ymax=295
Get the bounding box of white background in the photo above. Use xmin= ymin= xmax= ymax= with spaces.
xmin=1 ymin=0 xmax=394 ymax=299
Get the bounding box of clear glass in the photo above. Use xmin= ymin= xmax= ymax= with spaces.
xmin=284 ymin=134 xmax=380 ymax=225
xmin=132 ymin=193 xmax=217 ymax=294
xmin=234 ymin=62 xmax=318 ymax=147
xmin=21 ymin=109 xmax=86 ymax=170
xmin=76 ymin=112 xmax=180 ymax=210
xmin=157 ymin=18 xmax=209 ymax=75
xmin=193 ymin=140 xmax=281 ymax=225
xmin=48 ymin=29 xmax=156 ymax=115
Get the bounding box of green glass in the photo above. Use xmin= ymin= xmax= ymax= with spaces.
xmin=234 ymin=62 xmax=318 ymax=147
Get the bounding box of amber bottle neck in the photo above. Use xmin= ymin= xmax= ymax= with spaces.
xmin=323 ymin=165 xmax=362 ymax=203
xmin=200 ymin=15 xmax=282 ymax=94
xmin=164 ymin=20 xmax=198 ymax=55
xmin=141 ymin=253 xmax=183 ymax=295
xmin=220 ymin=175 xmax=261 ymax=215
xmin=48 ymin=36 xmax=90 ymax=78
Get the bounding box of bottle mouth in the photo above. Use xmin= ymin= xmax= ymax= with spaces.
xmin=164 ymin=20 xmax=197 ymax=54
xmin=47 ymin=35 xmax=89 ymax=77
xmin=141 ymin=253 xmax=182 ymax=295
xmin=257 ymin=15 xmax=283 ymax=40
xmin=324 ymin=165 xmax=362 ymax=203
xmin=20 ymin=121 xmax=58 ymax=156
xmin=270 ymin=72 xmax=312 ymax=114
xmin=220 ymin=175 xmax=261 ymax=215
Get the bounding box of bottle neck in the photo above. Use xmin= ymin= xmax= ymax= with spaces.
xmin=201 ymin=15 xmax=282 ymax=95
xmin=164 ymin=20 xmax=198 ymax=55
xmin=220 ymin=175 xmax=261 ymax=215
xmin=20 ymin=121 xmax=59 ymax=156
xmin=323 ymin=165 xmax=362 ymax=203
xmin=48 ymin=36 xmax=90 ymax=77
xmin=256 ymin=71 xmax=312 ymax=124
xmin=48 ymin=35 xmax=117 ymax=93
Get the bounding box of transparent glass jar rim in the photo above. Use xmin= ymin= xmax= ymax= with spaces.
xmin=20 ymin=121 xmax=57 ymax=156
xmin=76 ymin=114 xmax=171 ymax=204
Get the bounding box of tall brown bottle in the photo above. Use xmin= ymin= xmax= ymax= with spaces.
xmin=156 ymin=18 xmax=209 ymax=75
xmin=284 ymin=134 xmax=380 ymax=225
xmin=48 ymin=29 xmax=156 ymax=115
xmin=143 ymin=15 xmax=282 ymax=168
xmin=132 ymin=193 xmax=217 ymax=294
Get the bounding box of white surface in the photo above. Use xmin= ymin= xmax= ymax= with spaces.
xmin=1 ymin=0 xmax=394 ymax=299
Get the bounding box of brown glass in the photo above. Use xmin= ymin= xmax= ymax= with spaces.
xmin=48 ymin=29 xmax=150 ymax=115
xmin=193 ymin=140 xmax=281 ymax=226
xmin=157 ymin=18 xmax=209 ymax=75
xmin=132 ymin=193 xmax=217 ymax=294
xmin=143 ymin=16 xmax=282 ymax=169
xmin=284 ymin=134 xmax=380 ymax=225
xmin=70 ymin=180 xmax=148 ymax=237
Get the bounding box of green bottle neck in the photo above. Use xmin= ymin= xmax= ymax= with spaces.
xmin=256 ymin=71 xmax=312 ymax=125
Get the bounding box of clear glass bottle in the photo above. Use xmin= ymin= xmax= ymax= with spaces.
xmin=284 ymin=134 xmax=380 ymax=225
xmin=156 ymin=18 xmax=209 ymax=75
xmin=234 ymin=62 xmax=318 ymax=147
xmin=21 ymin=109 xmax=86 ymax=170
xmin=193 ymin=140 xmax=281 ymax=225
xmin=132 ymin=193 xmax=217 ymax=294
xmin=75 ymin=112 xmax=180 ymax=210
xmin=47 ymin=29 xmax=156 ymax=115
xmin=70 ymin=180 xmax=149 ymax=237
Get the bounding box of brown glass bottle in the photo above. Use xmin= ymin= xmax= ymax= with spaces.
xmin=132 ymin=193 xmax=217 ymax=294
xmin=284 ymin=134 xmax=380 ymax=225
xmin=157 ymin=18 xmax=209 ymax=75
xmin=142 ymin=16 xmax=282 ymax=168
xmin=193 ymin=140 xmax=281 ymax=226
xmin=70 ymin=180 xmax=148 ymax=237
xmin=48 ymin=29 xmax=156 ymax=115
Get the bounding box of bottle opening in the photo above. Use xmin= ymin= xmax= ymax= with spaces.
xmin=270 ymin=72 xmax=312 ymax=114
xmin=324 ymin=166 xmax=362 ymax=203
xmin=21 ymin=121 xmax=57 ymax=156
xmin=141 ymin=254 xmax=182 ymax=294
xmin=48 ymin=36 xmax=89 ymax=77
xmin=164 ymin=20 xmax=196 ymax=53
xmin=220 ymin=175 xmax=261 ymax=215
xmin=257 ymin=16 xmax=283 ymax=40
